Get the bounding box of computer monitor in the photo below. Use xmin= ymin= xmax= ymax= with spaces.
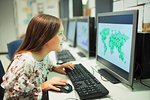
xmin=61 ymin=18 xmax=68 ymax=40
xmin=76 ymin=16 xmax=95 ymax=57
xmin=96 ymin=10 xmax=138 ymax=87
xmin=67 ymin=18 xmax=77 ymax=47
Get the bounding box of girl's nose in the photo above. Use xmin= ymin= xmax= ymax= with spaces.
xmin=62 ymin=33 xmax=66 ymax=40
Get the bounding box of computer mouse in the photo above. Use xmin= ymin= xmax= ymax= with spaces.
xmin=54 ymin=84 xmax=73 ymax=93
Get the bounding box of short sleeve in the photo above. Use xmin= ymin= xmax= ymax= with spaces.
xmin=1 ymin=54 xmax=42 ymax=99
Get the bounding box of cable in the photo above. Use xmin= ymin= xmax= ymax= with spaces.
xmin=139 ymin=79 xmax=150 ymax=88
xmin=91 ymin=65 xmax=109 ymax=82
xmin=100 ymin=74 xmax=109 ymax=82
xmin=90 ymin=65 xmax=98 ymax=74
xmin=91 ymin=65 xmax=99 ymax=73
xmin=90 ymin=65 xmax=113 ymax=100
xmin=135 ymin=63 xmax=142 ymax=78
xmin=135 ymin=63 xmax=150 ymax=88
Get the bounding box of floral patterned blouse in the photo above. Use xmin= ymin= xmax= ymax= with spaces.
xmin=1 ymin=53 xmax=54 ymax=100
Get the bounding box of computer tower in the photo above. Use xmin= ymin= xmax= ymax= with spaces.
xmin=89 ymin=17 xmax=96 ymax=57
xmin=134 ymin=32 xmax=150 ymax=79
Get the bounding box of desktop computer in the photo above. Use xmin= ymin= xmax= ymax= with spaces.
xmin=96 ymin=10 xmax=150 ymax=87
xmin=76 ymin=16 xmax=96 ymax=58
xmin=96 ymin=10 xmax=138 ymax=87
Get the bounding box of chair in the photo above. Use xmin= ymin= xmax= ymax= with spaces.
xmin=0 ymin=60 xmax=5 ymax=100
xmin=7 ymin=39 xmax=23 ymax=60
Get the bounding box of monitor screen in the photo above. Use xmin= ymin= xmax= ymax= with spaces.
xmin=67 ymin=19 xmax=76 ymax=46
xmin=96 ymin=10 xmax=138 ymax=86
xmin=76 ymin=22 xmax=88 ymax=51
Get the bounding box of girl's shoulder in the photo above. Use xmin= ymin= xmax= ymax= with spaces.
xmin=5 ymin=53 xmax=35 ymax=77
xmin=14 ymin=52 xmax=34 ymax=65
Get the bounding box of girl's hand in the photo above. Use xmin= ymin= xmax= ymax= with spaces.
xmin=40 ymin=77 xmax=67 ymax=91
xmin=53 ymin=62 xmax=74 ymax=74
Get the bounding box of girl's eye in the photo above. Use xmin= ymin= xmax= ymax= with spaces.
xmin=59 ymin=32 xmax=63 ymax=36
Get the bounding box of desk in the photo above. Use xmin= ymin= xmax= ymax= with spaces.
xmin=48 ymin=42 xmax=150 ymax=100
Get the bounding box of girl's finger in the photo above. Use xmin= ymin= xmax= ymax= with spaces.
xmin=55 ymin=82 xmax=67 ymax=85
xmin=68 ymin=66 xmax=74 ymax=70
xmin=63 ymin=64 xmax=74 ymax=69
xmin=58 ymin=78 xmax=67 ymax=83
xmin=50 ymin=85 xmax=61 ymax=91
xmin=60 ymin=70 xmax=67 ymax=74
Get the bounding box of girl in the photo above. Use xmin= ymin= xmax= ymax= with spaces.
xmin=1 ymin=14 xmax=74 ymax=100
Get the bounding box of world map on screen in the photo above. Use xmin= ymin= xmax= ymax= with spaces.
xmin=97 ymin=23 xmax=133 ymax=72
xmin=99 ymin=28 xmax=129 ymax=63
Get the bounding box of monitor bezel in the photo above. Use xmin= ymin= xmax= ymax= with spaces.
xmin=67 ymin=18 xmax=77 ymax=47
xmin=96 ymin=10 xmax=138 ymax=86
xmin=61 ymin=18 xmax=68 ymax=41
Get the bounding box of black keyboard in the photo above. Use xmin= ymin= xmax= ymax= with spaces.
xmin=65 ymin=64 xmax=109 ymax=100
xmin=56 ymin=50 xmax=75 ymax=64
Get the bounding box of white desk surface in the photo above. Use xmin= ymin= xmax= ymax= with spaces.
xmin=48 ymin=42 xmax=150 ymax=100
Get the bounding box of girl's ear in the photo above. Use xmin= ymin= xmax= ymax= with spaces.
xmin=44 ymin=41 xmax=49 ymax=47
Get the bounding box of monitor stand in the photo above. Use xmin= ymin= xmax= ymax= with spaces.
xmin=69 ymin=44 xmax=73 ymax=47
xmin=77 ymin=52 xmax=86 ymax=57
xmin=98 ymin=69 xmax=120 ymax=84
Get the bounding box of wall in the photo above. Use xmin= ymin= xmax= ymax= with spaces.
xmin=43 ymin=0 xmax=59 ymax=17
xmin=68 ymin=0 xmax=83 ymax=18
xmin=59 ymin=0 xmax=69 ymax=18
xmin=86 ymin=0 xmax=150 ymax=32
xmin=88 ymin=0 xmax=95 ymax=17
xmin=69 ymin=0 xmax=73 ymax=18
xmin=72 ymin=0 xmax=83 ymax=17
xmin=0 ymin=0 xmax=17 ymax=53
xmin=15 ymin=0 xmax=60 ymax=36
xmin=113 ymin=0 xmax=150 ymax=32
xmin=0 ymin=0 xmax=60 ymax=53
xmin=15 ymin=0 xmax=33 ymax=36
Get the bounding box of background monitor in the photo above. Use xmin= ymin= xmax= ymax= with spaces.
xmin=76 ymin=16 xmax=95 ymax=57
xmin=61 ymin=18 xmax=68 ymax=40
xmin=67 ymin=18 xmax=77 ymax=47
xmin=96 ymin=10 xmax=138 ymax=87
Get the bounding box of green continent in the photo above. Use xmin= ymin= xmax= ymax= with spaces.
xmin=99 ymin=28 xmax=110 ymax=55
xmin=82 ymin=26 xmax=87 ymax=33
xmin=108 ymin=30 xmax=129 ymax=63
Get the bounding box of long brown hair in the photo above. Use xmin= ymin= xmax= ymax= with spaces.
xmin=17 ymin=14 xmax=61 ymax=53
xmin=7 ymin=14 xmax=61 ymax=70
